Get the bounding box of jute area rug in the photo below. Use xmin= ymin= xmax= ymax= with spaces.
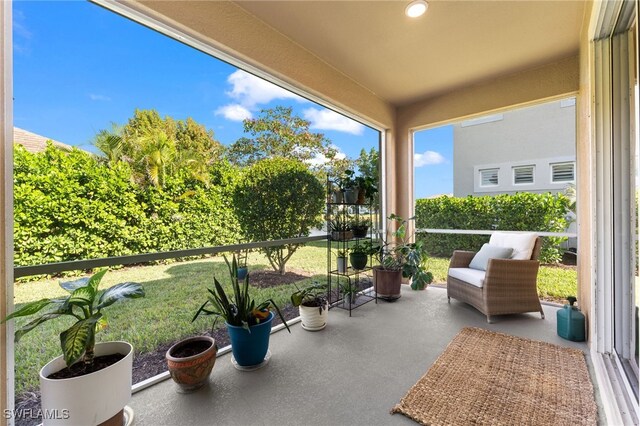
xmin=392 ymin=327 xmax=597 ymax=425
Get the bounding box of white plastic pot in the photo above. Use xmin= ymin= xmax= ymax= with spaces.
xmin=39 ymin=341 xmax=133 ymax=426
xmin=299 ymin=303 xmax=328 ymax=331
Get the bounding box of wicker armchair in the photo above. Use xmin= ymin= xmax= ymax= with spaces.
xmin=447 ymin=237 xmax=544 ymax=323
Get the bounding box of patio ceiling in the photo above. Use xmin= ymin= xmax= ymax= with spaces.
xmin=232 ymin=0 xmax=586 ymax=106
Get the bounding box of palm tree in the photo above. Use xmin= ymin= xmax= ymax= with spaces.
xmin=137 ymin=129 xmax=176 ymax=187
xmin=93 ymin=123 xmax=125 ymax=167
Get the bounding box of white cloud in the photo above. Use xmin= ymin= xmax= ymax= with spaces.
xmin=226 ymin=70 xmax=303 ymax=108
xmin=303 ymin=108 xmax=364 ymax=135
xmin=215 ymin=104 xmax=253 ymax=121
xmin=89 ymin=93 xmax=111 ymax=102
xmin=305 ymin=144 xmax=347 ymax=167
xmin=414 ymin=150 xmax=446 ymax=167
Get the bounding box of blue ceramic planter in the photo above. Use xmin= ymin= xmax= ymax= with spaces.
xmin=226 ymin=312 xmax=274 ymax=367
xmin=237 ymin=267 xmax=248 ymax=281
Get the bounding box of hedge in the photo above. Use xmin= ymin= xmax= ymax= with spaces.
xmin=415 ymin=193 xmax=572 ymax=263
xmin=14 ymin=144 xmax=242 ymax=270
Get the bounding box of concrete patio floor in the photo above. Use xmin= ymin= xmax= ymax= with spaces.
xmin=130 ymin=286 xmax=601 ymax=425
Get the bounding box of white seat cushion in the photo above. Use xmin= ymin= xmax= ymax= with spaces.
xmin=489 ymin=232 xmax=537 ymax=260
xmin=448 ymin=268 xmax=486 ymax=288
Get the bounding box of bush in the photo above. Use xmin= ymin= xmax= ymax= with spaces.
xmin=14 ymin=144 xmax=242 ymax=270
xmin=233 ymin=157 xmax=324 ymax=274
xmin=14 ymin=144 xmax=151 ymax=266
xmin=415 ymin=193 xmax=572 ymax=263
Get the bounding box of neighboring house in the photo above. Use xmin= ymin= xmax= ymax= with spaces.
xmin=13 ymin=126 xmax=74 ymax=153
xmin=453 ymin=99 xmax=576 ymax=197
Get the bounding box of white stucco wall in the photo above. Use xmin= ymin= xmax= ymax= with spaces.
xmin=453 ymin=98 xmax=576 ymax=196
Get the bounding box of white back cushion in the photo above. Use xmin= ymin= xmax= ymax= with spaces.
xmin=489 ymin=232 xmax=537 ymax=260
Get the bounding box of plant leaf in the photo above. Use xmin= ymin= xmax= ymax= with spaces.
xmin=68 ymin=286 xmax=96 ymax=307
xmin=87 ymin=269 xmax=108 ymax=293
xmin=97 ymin=282 xmax=145 ymax=309
xmin=59 ymin=277 xmax=90 ymax=293
xmin=2 ymin=298 xmax=53 ymax=322
xmin=14 ymin=309 xmax=69 ymax=342
xmin=60 ymin=313 xmax=102 ymax=366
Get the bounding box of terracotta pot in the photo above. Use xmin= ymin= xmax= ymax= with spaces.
xmin=373 ymin=266 xmax=402 ymax=300
xmin=356 ymin=188 xmax=366 ymax=204
xmin=166 ymin=336 xmax=217 ymax=392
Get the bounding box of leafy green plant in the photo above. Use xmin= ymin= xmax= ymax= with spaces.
xmin=415 ymin=193 xmax=572 ymax=263
xmin=290 ymin=282 xmax=329 ymax=313
xmin=192 ymin=256 xmax=291 ymax=332
xmin=336 ymin=169 xmax=357 ymax=191
xmin=329 ymin=218 xmax=351 ymax=232
xmin=374 ymin=214 xmax=433 ymax=290
xmin=2 ymin=269 xmax=144 ymax=367
xmin=339 ymin=282 xmax=360 ymax=302
xmin=232 ymin=157 xmax=324 ymax=274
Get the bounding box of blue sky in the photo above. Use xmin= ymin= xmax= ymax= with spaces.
xmin=12 ymin=1 xmax=453 ymax=199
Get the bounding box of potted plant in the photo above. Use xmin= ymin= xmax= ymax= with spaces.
xmin=336 ymin=249 xmax=348 ymax=273
xmin=338 ymin=169 xmax=358 ymax=204
xmin=192 ymin=256 xmax=290 ymax=369
xmin=166 ymin=334 xmax=218 ymax=392
xmin=290 ymin=282 xmax=329 ymax=331
xmin=329 ymin=180 xmax=343 ymax=203
xmin=351 ymin=217 xmax=371 ymax=238
xmin=235 ymin=249 xmax=249 ymax=280
xmin=349 ymin=243 xmax=369 ymax=270
xmin=354 ymin=175 xmax=378 ymax=205
xmin=340 ymin=281 xmax=360 ymax=306
xmin=2 ymin=269 xmax=144 ymax=426
xmin=329 ymin=218 xmax=353 ymax=241
xmin=372 ymin=214 xmax=433 ymax=300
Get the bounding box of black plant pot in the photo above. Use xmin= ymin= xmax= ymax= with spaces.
xmin=352 ymin=226 xmax=369 ymax=238
xmin=349 ymin=252 xmax=368 ymax=270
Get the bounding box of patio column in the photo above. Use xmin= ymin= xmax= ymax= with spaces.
xmin=0 ymin=1 xmax=13 ymax=424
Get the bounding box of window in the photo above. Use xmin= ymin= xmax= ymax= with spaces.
xmin=479 ymin=168 xmax=499 ymax=186
xmin=551 ymin=162 xmax=575 ymax=183
xmin=513 ymin=165 xmax=534 ymax=185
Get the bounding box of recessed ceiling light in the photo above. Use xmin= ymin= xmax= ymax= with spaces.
xmin=405 ymin=0 xmax=428 ymax=18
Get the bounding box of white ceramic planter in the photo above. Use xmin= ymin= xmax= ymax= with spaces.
xmin=299 ymin=303 xmax=328 ymax=331
xmin=39 ymin=341 xmax=133 ymax=426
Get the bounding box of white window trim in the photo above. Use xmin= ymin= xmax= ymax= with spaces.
xmin=512 ymin=165 xmax=535 ymax=185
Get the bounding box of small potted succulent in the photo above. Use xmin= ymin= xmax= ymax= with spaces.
xmin=351 ymin=217 xmax=371 ymax=238
xmin=329 ymin=218 xmax=353 ymax=241
xmin=372 ymin=214 xmax=433 ymax=300
xmin=336 ymin=249 xmax=348 ymax=273
xmin=2 ymin=270 xmax=144 ymax=426
xmin=192 ymin=256 xmax=290 ymax=369
xmin=290 ymin=282 xmax=329 ymax=331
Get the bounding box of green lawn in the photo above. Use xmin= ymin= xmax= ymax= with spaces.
xmin=12 ymin=242 xmax=575 ymax=395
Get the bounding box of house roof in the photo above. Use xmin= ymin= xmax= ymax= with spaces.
xmin=13 ymin=127 xmax=74 ymax=153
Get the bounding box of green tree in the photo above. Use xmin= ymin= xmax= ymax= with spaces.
xmin=93 ymin=109 xmax=222 ymax=187
xmin=226 ymin=106 xmax=336 ymax=167
xmin=233 ymin=157 xmax=324 ymax=274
